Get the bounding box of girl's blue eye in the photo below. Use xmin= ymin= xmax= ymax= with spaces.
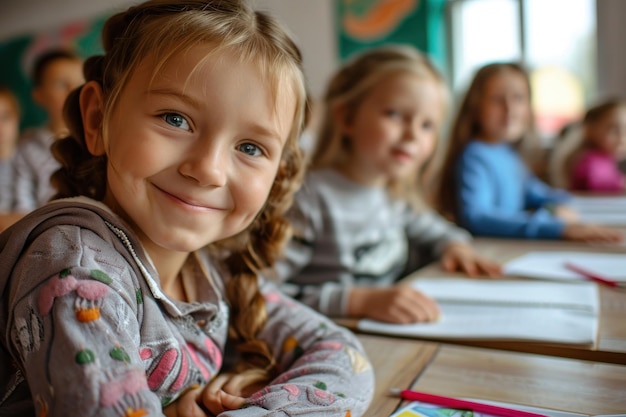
xmin=385 ymin=109 xmax=401 ymax=118
xmin=238 ymin=143 xmax=262 ymax=157
xmin=163 ymin=113 xmax=190 ymax=130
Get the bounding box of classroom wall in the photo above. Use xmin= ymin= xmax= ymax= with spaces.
xmin=1 ymin=0 xmax=624 ymax=102
xmin=0 ymin=0 xmax=338 ymax=100
xmin=595 ymin=0 xmax=626 ymax=101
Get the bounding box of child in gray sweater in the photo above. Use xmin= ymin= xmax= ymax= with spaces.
xmin=274 ymin=46 xmax=501 ymax=324
xmin=0 ymin=1 xmax=373 ymax=416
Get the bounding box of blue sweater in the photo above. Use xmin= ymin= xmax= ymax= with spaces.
xmin=455 ymin=140 xmax=570 ymax=239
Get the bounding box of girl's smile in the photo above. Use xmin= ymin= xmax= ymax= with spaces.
xmin=391 ymin=147 xmax=418 ymax=163
xmin=83 ymin=45 xmax=296 ymax=263
xmin=152 ymin=183 xmax=228 ymax=212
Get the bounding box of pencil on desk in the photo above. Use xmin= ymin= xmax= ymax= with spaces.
xmin=564 ymin=262 xmax=626 ymax=288
xmin=389 ymin=388 xmax=549 ymax=417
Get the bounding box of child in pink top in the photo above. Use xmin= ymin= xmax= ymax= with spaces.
xmin=570 ymin=99 xmax=626 ymax=192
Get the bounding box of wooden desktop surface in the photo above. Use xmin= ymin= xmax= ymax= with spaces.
xmin=359 ymin=335 xmax=439 ymax=417
xmin=340 ymin=237 xmax=626 ymax=365
xmin=360 ymin=334 xmax=626 ymax=417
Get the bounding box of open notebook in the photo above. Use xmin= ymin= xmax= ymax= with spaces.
xmin=357 ymin=278 xmax=598 ymax=344
xmin=567 ymin=195 xmax=626 ymax=225
xmin=504 ymin=251 xmax=626 ymax=283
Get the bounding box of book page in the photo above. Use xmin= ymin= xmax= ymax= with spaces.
xmin=390 ymin=400 xmax=589 ymax=417
xmin=357 ymin=279 xmax=598 ymax=344
xmin=567 ymin=196 xmax=626 ymax=225
xmin=415 ymin=278 xmax=599 ymax=311
xmin=569 ymin=195 xmax=626 ymax=212
xmin=573 ymin=212 xmax=626 ymax=225
xmin=504 ymin=251 xmax=626 ymax=282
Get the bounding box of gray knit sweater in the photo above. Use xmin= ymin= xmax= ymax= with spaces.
xmin=0 ymin=197 xmax=374 ymax=416
xmin=12 ymin=127 xmax=59 ymax=212
xmin=273 ymin=168 xmax=472 ymax=317
xmin=0 ymin=157 xmax=15 ymax=212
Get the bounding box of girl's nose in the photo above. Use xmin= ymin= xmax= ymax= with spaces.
xmin=503 ymin=97 xmax=515 ymax=112
xmin=179 ymin=143 xmax=228 ymax=187
xmin=399 ymin=118 xmax=415 ymax=141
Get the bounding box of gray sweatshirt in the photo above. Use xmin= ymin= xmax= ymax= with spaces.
xmin=273 ymin=168 xmax=472 ymax=317
xmin=0 ymin=157 xmax=15 ymax=212
xmin=12 ymin=127 xmax=59 ymax=212
xmin=0 ymin=197 xmax=374 ymax=417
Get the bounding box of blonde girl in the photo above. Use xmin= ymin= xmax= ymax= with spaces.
xmin=273 ymin=45 xmax=500 ymax=325
xmin=568 ymin=99 xmax=626 ymax=192
xmin=436 ymin=62 xmax=621 ymax=243
xmin=0 ymin=1 xmax=374 ymax=416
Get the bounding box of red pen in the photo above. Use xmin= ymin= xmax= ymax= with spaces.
xmin=564 ymin=262 xmax=626 ymax=288
xmin=390 ymin=388 xmax=549 ymax=417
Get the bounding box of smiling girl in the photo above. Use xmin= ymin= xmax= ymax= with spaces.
xmin=0 ymin=1 xmax=374 ymax=416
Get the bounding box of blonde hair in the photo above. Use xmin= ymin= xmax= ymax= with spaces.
xmin=51 ymin=0 xmax=308 ymax=384
xmin=436 ymin=62 xmax=537 ymax=220
xmin=312 ymin=45 xmax=448 ymax=209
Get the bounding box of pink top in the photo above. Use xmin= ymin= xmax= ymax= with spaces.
xmin=571 ymin=149 xmax=625 ymax=192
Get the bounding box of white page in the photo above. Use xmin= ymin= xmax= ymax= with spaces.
xmin=504 ymin=251 xmax=626 ymax=282
xmin=575 ymin=211 xmax=626 ymax=225
xmin=568 ymin=195 xmax=626 ymax=212
xmin=466 ymin=399 xmax=591 ymax=417
xmin=462 ymin=400 xmax=626 ymax=417
xmin=566 ymin=196 xmax=626 ymax=225
xmin=416 ymin=278 xmax=598 ymax=311
xmin=357 ymin=279 xmax=598 ymax=344
xmin=390 ymin=400 xmax=590 ymax=417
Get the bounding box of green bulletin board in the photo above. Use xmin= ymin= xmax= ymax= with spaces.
xmin=336 ymin=0 xmax=447 ymax=72
xmin=0 ymin=17 xmax=106 ymax=131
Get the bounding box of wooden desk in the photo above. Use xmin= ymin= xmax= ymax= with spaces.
xmin=360 ymin=334 xmax=626 ymax=417
xmin=340 ymin=237 xmax=626 ymax=365
xmin=359 ymin=335 xmax=439 ymax=417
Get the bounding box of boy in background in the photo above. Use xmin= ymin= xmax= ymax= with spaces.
xmin=0 ymin=86 xmax=21 ymax=231
xmin=13 ymin=49 xmax=84 ymax=213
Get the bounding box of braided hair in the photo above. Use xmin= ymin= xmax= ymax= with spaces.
xmin=51 ymin=0 xmax=308 ymax=383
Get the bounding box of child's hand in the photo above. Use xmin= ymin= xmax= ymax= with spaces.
xmin=562 ymin=223 xmax=624 ymax=243
xmin=163 ymin=385 xmax=206 ymax=417
xmin=348 ymin=285 xmax=440 ymax=324
xmin=199 ymin=371 xmax=266 ymax=416
xmin=441 ymin=242 xmax=502 ymax=278
xmin=163 ymin=370 xmax=262 ymax=417
xmin=552 ymin=205 xmax=579 ymax=223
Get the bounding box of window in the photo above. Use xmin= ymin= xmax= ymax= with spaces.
xmin=447 ymin=0 xmax=596 ymax=142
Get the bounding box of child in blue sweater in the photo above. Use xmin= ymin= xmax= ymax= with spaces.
xmin=436 ymin=62 xmax=622 ymax=243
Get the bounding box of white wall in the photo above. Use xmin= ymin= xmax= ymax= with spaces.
xmin=596 ymin=0 xmax=626 ymax=101
xmin=0 ymin=0 xmax=338 ymax=99
xmin=0 ymin=0 xmax=138 ymax=39
xmin=255 ymin=0 xmax=337 ymax=100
